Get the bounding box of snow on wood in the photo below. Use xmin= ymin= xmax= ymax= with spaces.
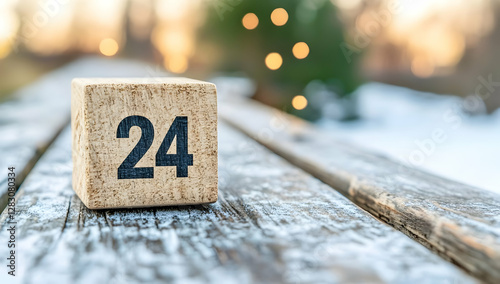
xmin=219 ymin=97 xmax=500 ymax=283
xmin=0 ymin=124 xmax=475 ymax=283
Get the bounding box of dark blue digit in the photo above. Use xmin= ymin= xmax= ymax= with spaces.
xmin=155 ymin=116 xmax=193 ymax=177
xmin=116 ymin=116 xmax=154 ymax=179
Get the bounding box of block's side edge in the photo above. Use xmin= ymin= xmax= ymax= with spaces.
xmin=82 ymin=85 xmax=95 ymax=209
xmin=209 ymin=84 xmax=218 ymax=203
xmin=70 ymin=81 xmax=91 ymax=208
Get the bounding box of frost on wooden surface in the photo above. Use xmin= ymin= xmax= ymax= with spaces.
xmin=0 ymin=125 xmax=475 ymax=284
xmin=315 ymin=82 xmax=500 ymax=195
xmin=0 ymin=57 xmax=154 ymax=207
xmin=219 ymin=98 xmax=500 ymax=283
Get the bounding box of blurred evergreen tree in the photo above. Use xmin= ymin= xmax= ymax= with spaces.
xmin=201 ymin=0 xmax=363 ymax=120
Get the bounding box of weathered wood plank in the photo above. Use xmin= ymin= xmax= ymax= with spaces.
xmin=0 ymin=124 xmax=476 ymax=283
xmin=219 ymin=97 xmax=500 ymax=283
xmin=0 ymin=57 xmax=157 ymax=210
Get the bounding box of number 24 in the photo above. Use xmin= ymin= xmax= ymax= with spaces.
xmin=116 ymin=116 xmax=193 ymax=179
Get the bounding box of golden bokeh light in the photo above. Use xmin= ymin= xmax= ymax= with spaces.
xmin=99 ymin=38 xmax=119 ymax=56
xmin=0 ymin=43 xmax=11 ymax=59
xmin=151 ymin=1 xmax=197 ymax=74
xmin=292 ymin=42 xmax=309 ymax=59
xmin=74 ymin=0 xmax=126 ymax=54
xmin=242 ymin=13 xmax=259 ymax=30
xmin=265 ymin=52 xmax=283 ymax=70
xmin=165 ymin=56 xmax=188 ymax=73
xmin=0 ymin=7 xmax=20 ymax=59
xmin=271 ymin=8 xmax=288 ymax=26
xmin=411 ymin=56 xmax=435 ymax=78
xmin=407 ymin=28 xmax=465 ymax=68
xmin=292 ymin=95 xmax=308 ymax=110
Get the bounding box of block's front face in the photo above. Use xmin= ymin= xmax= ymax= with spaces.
xmin=72 ymin=78 xmax=217 ymax=209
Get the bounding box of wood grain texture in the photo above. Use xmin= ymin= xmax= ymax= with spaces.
xmin=0 ymin=58 xmax=159 ymax=210
xmin=219 ymin=97 xmax=500 ymax=283
xmin=0 ymin=124 xmax=476 ymax=284
xmin=71 ymin=78 xmax=218 ymax=209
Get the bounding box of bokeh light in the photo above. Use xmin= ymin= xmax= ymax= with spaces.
xmin=292 ymin=95 xmax=308 ymax=110
xmin=72 ymin=0 xmax=126 ymax=54
xmin=271 ymin=8 xmax=288 ymax=26
xmin=242 ymin=13 xmax=259 ymax=30
xmin=0 ymin=7 xmax=19 ymax=59
xmin=99 ymin=38 xmax=119 ymax=56
xmin=150 ymin=0 xmax=198 ymax=75
xmin=265 ymin=52 xmax=283 ymax=70
xmin=411 ymin=56 xmax=435 ymax=78
xmin=166 ymin=56 xmax=188 ymax=73
xmin=292 ymin=42 xmax=309 ymax=59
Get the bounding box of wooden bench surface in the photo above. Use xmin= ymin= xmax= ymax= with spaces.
xmin=0 ymin=58 xmax=498 ymax=283
xmin=219 ymin=98 xmax=500 ymax=283
xmin=0 ymin=125 xmax=475 ymax=283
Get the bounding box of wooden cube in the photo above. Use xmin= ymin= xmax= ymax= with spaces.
xmin=71 ymin=78 xmax=218 ymax=209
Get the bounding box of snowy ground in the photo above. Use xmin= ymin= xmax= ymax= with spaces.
xmin=317 ymin=83 xmax=500 ymax=194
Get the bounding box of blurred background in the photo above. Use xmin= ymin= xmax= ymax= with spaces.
xmin=1 ymin=0 xmax=498 ymax=114
xmin=1 ymin=0 xmax=499 ymax=192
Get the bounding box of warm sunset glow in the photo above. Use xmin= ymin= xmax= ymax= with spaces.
xmin=292 ymin=95 xmax=308 ymax=110
xmin=73 ymin=0 xmax=126 ymax=53
xmin=387 ymin=0 xmax=491 ymax=69
xmin=165 ymin=56 xmax=188 ymax=73
xmin=337 ymin=0 xmax=492 ymax=73
xmin=292 ymin=42 xmax=309 ymax=59
xmin=265 ymin=52 xmax=283 ymax=70
xmin=0 ymin=7 xmax=19 ymax=59
xmin=411 ymin=56 xmax=435 ymax=78
xmin=271 ymin=8 xmax=288 ymax=26
xmin=0 ymin=10 xmax=17 ymax=39
xmin=242 ymin=13 xmax=259 ymax=30
xmin=406 ymin=28 xmax=465 ymax=68
xmin=99 ymin=38 xmax=119 ymax=56
xmin=151 ymin=1 xmax=198 ymax=75
xmin=0 ymin=43 xmax=11 ymax=59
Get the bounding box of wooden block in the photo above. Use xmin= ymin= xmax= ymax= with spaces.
xmin=71 ymin=78 xmax=218 ymax=209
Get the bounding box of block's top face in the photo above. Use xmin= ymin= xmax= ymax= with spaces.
xmin=72 ymin=77 xmax=215 ymax=88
